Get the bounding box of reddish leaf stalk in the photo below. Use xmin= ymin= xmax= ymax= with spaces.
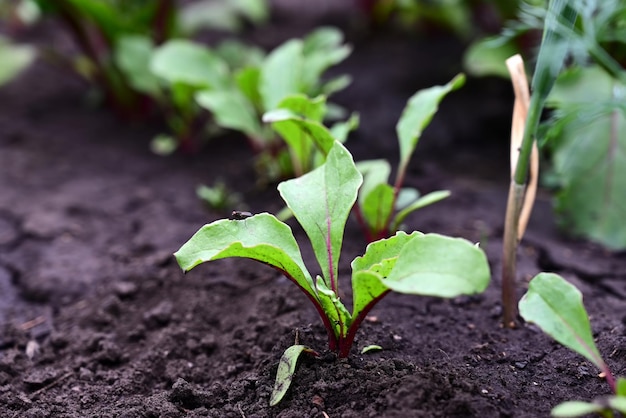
xmin=272 ymin=266 xmax=338 ymax=351
xmin=338 ymin=290 xmax=390 ymax=358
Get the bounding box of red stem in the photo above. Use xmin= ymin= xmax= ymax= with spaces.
xmin=338 ymin=290 xmax=390 ymax=358
xmin=271 ymin=266 xmax=338 ymax=351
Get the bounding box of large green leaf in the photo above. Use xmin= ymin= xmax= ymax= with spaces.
xmin=519 ymin=273 xmax=606 ymax=371
xmin=396 ymin=74 xmax=465 ymax=167
xmin=173 ymin=213 xmax=316 ymax=299
xmin=546 ymin=66 xmax=626 ymax=249
xmin=0 ymin=37 xmax=35 ymax=86
xmin=351 ymin=232 xmax=419 ymax=317
xmin=196 ymin=89 xmax=262 ymax=138
xmin=260 ymin=40 xmax=302 ymax=111
xmin=277 ymin=142 xmax=362 ymax=291
xmin=151 ymin=40 xmax=230 ymax=89
xmin=114 ymin=35 xmax=160 ymax=96
xmin=384 ymin=234 xmax=490 ymax=297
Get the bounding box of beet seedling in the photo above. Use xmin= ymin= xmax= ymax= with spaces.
xmin=353 ymin=74 xmax=464 ymax=242
xmin=519 ymin=273 xmax=626 ymax=417
xmin=175 ymin=140 xmax=491 ymax=405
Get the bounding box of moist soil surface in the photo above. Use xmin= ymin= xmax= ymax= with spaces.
xmin=1 ymin=12 xmax=625 ymax=418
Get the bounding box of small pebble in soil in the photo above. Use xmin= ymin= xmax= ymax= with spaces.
xmin=112 ymin=281 xmax=138 ymax=298
xmin=513 ymin=361 xmax=527 ymax=369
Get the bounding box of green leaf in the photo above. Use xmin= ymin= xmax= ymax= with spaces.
xmin=361 ymin=345 xmax=382 ymax=354
xmin=519 ymin=273 xmax=606 ymax=371
xmin=215 ymin=40 xmax=264 ymax=70
xmin=551 ymin=401 xmax=603 ymax=417
xmin=196 ymin=89 xmax=263 ymax=138
xmin=174 ymin=213 xmax=316 ymax=299
xmin=351 ymin=231 xmax=420 ymax=317
xmin=270 ymin=344 xmax=313 ymax=406
xmin=275 ymin=94 xmax=327 ymax=121
xmin=151 ymin=40 xmax=230 ymax=89
xmin=260 ymin=40 xmax=303 ymax=110
xmin=361 ymin=183 xmax=394 ymax=234
xmin=396 ymin=74 xmax=465 ymax=167
xmin=531 ymin=0 xmax=577 ymax=102
xmin=617 ymin=378 xmax=626 ymax=396
xmin=277 ymin=142 xmax=362 ymax=291
xmin=0 ymin=36 xmax=35 ymax=86
xmin=114 ymin=35 xmax=160 ymax=96
xmin=546 ymin=66 xmax=626 ymax=249
xmin=384 ymin=234 xmax=490 ymax=297
xmin=316 ymin=277 xmax=351 ymax=338
xmin=300 ymin=27 xmax=351 ymax=94
xmin=356 ymin=160 xmax=391 ymax=206
xmin=178 ymin=0 xmax=268 ymax=33
xmin=392 ymin=190 xmax=451 ymax=232
xmin=263 ymin=107 xmax=337 ymax=173
xmin=235 ymin=66 xmax=262 ymax=108
xmin=610 ymin=396 xmax=626 ymax=413
xmin=395 ymin=187 xmax=420 ymax=211
xmin=330 ymin=112 xmax=359 ymax=144
xmin=463 ymin=36 xmax=519 ymax=78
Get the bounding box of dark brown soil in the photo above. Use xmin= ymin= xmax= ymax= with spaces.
xmin=1 ymin=12 xmax=625 ymax=418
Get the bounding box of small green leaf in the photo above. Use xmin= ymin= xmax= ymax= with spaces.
xmin=463 ymin=36 xmax=519 ymax=78
xmin=362 ymin=183 xmax=394 ymax=234
xmin=174 ymin=213 xmax=317 ymax=300
xmin=270 ymin=345 xmax=313 ymax=406
xmin=352 ymin=232 xmax=420 ymax=317
xmin=392 ymin=190 xmax=451 ymax=231
xmin=0 ymin=36 xmax=35 ymax=86
xmin=609 ymin=396 xmax=626 ymax=413
xmin=235 ymin=66 xmax=262 ymax=108
xmin=301 ymin=31 xmax=351 ymax=94
xmin=396 ymin=74 xmax=465 ymax=167
xmin=356 ymin=160 xmax=391 ymax=206
xmin=329 ymin=112 xmax=359 ymax=143
xmin=275 ymin=94 xmax=327 ymax=121
xmin=263 ymin=106 xmax=337 ymax=172
xmin=151 ymin=40 xmax=230 ymax=89
xmin=278 ymin=142 xmax=362 ymax=291
xmin=260 ymin=40 xmax=303 ymax=110
xmin=551 ymin=401 xmax=603 ymax=417
xmin=384 ymin=234 xmax=490 ymax=297
xmin=114 ymin=35 xmax=160 ymax=96
xmin=316 ymin=277 xmax=351 ymax=338
xmin=361 ymin=345 xmax=382 ymax=354
xmin=196 ymin=89 xmax=263 ymax=138
xmin=617 ymin=378 xmax=626 ymax=396
xmin=519 ymin=273 xmax=606 ymax=371
xmin=395 ymin=188 xmax=420 ymax=211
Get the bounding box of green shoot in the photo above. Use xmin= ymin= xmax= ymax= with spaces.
xmin=354 ymin=74 xmax=464 ymax=242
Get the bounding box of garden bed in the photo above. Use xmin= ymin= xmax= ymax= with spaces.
xmin=1 ymin=12 xmax=625 ymax=418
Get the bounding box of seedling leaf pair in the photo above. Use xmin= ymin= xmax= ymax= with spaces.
xmin=519 ymin=273 xmax=624 ymax=416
